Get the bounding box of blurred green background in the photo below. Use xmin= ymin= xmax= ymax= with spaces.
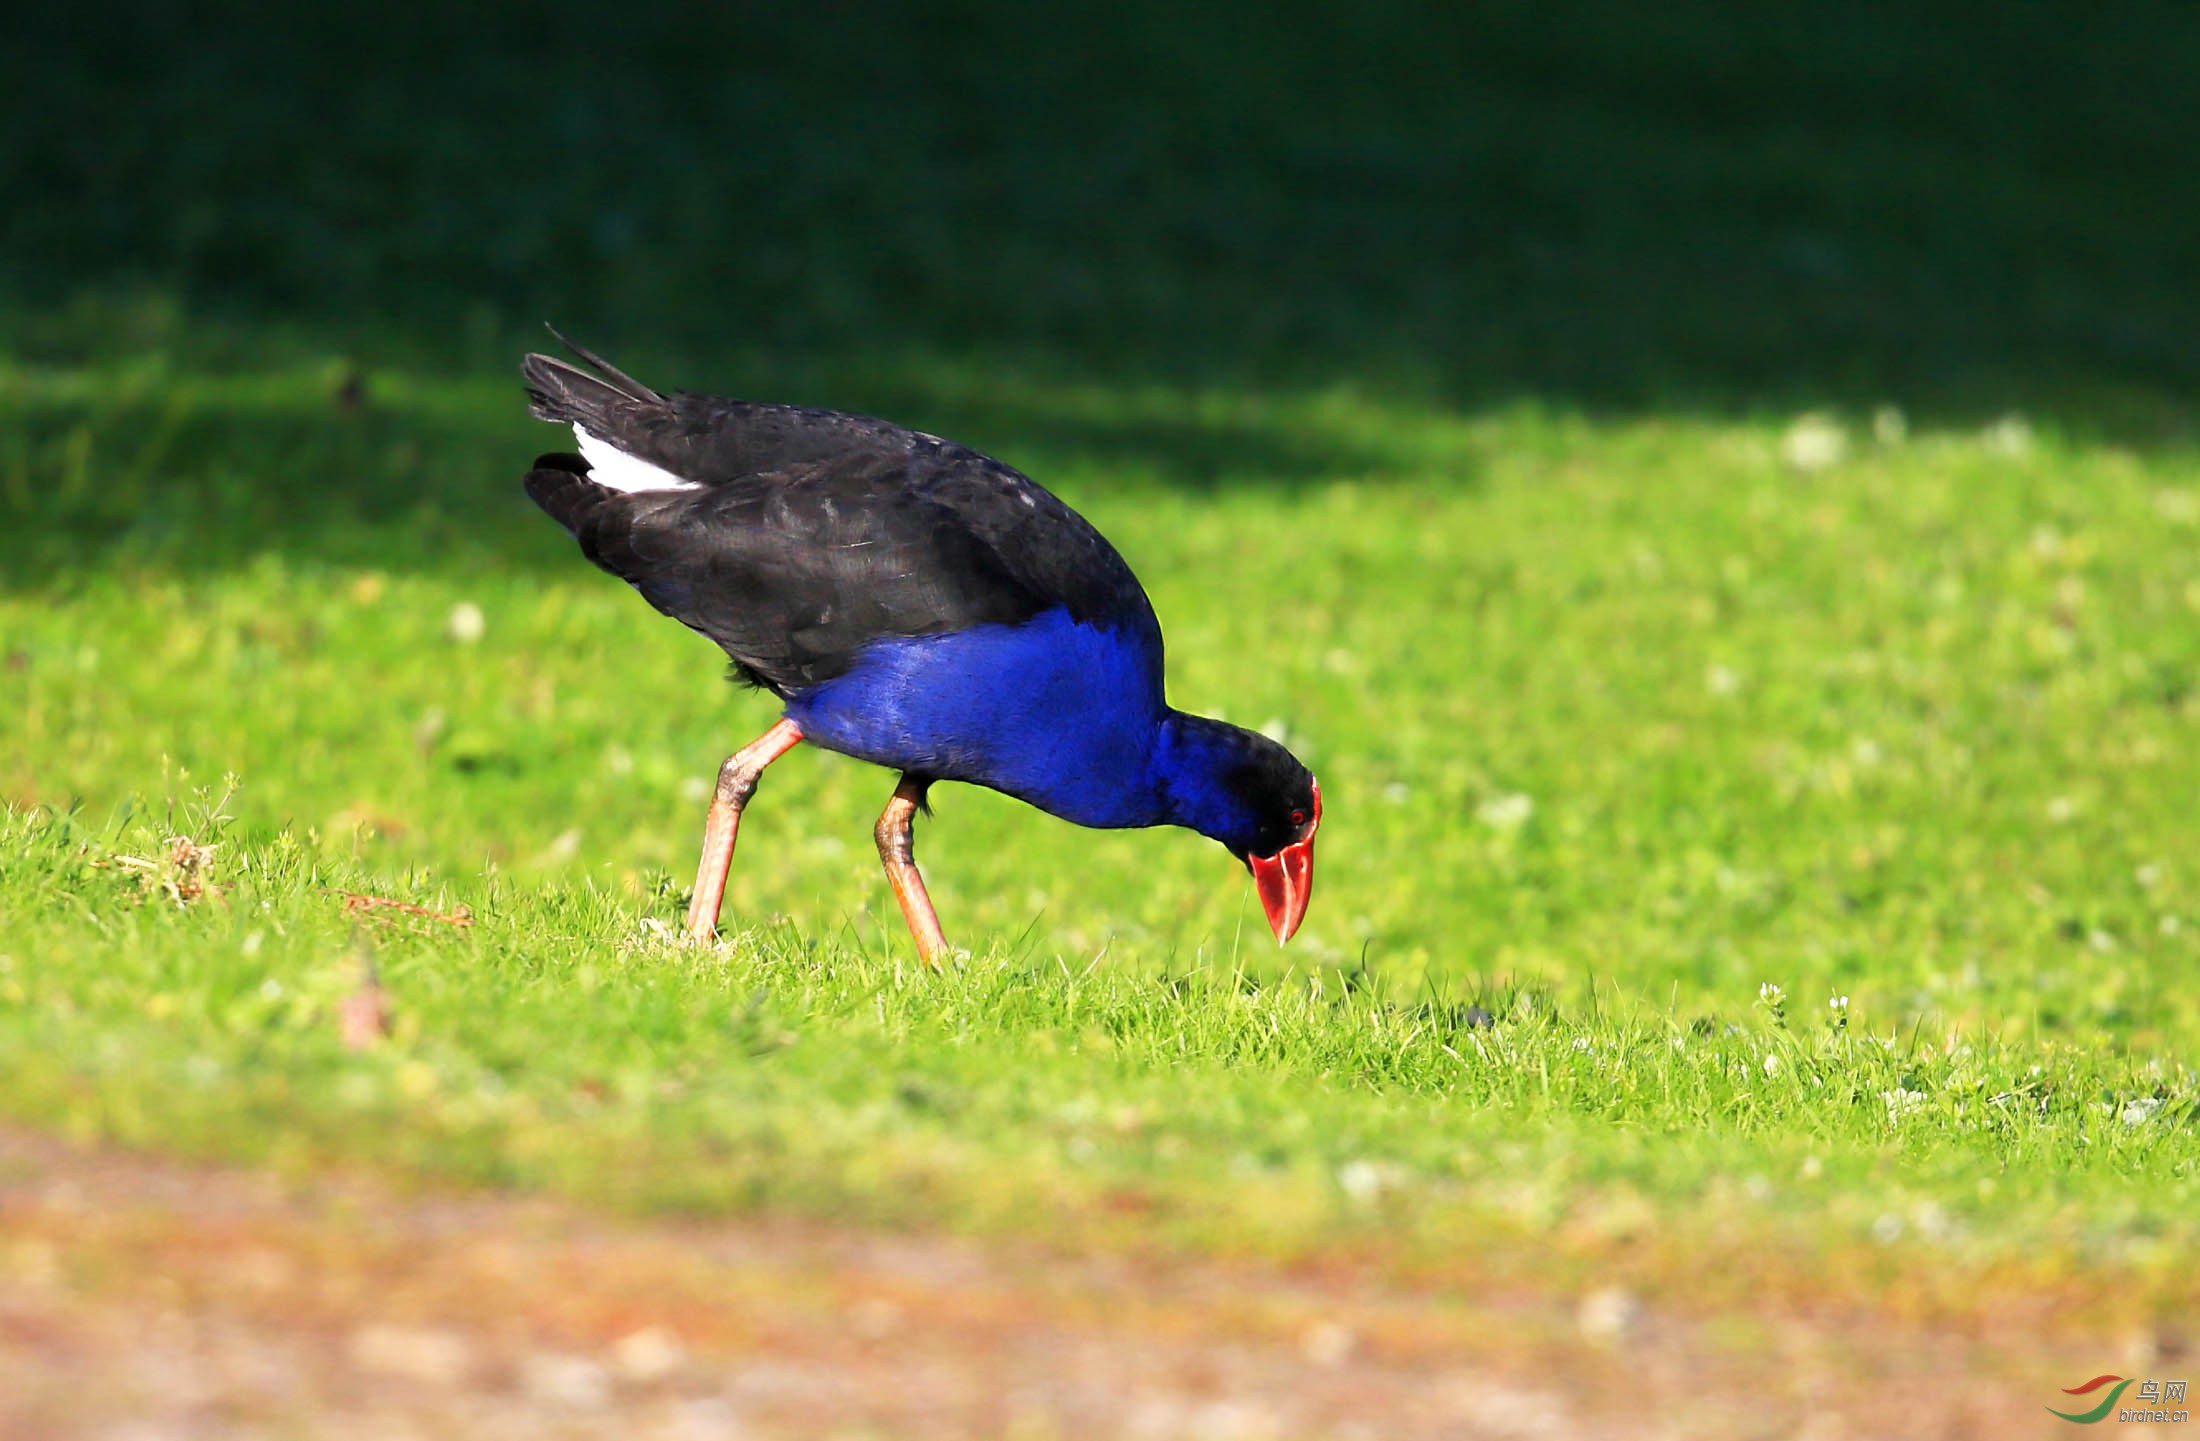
xmin=8 ymin=0 xmax=2196 ymax=427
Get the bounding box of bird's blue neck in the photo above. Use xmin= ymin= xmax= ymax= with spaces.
xmin=1147 ymin=710 xmax=1277 ymax=854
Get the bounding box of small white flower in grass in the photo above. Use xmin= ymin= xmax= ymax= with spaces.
xmin=1758 ymin=982 xmax=1785 ymax=1008
xmin=2136 ymin=863 xmax=2163 ymax=889
xmin=2045 ymin=796 xmax=2075 ymax=823
xmin=1705 ymin=663 xmax=1740 ymax=696
xmin=1781 ymin=413 xmax=1848 ymax=473
xmin=1337 ymin=1159 xmax=1395 ymax=1205
xmin=2123 ymin=1097 xmax=2164 ymax=1126
xmin=446 ymin=601 xmax=486 ymax=644
xmin=1912 ymin=1202 xmax=1953 ymax=1242
xmin=1763 ymin=1053 xmax=1781 ymax=1077
xmin=1882 ymin=1087 xmax=1929 ymax=1122
xmin=1476 ymin=792 xmax=1534 ymax=830
xmin=1982 ymin=412 xmax=2034 ymax=458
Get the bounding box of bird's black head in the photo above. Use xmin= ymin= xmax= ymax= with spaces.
xmin=1153 ymin=714 xmax=1321 ymax=943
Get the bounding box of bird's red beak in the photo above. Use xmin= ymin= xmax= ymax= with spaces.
xmin=1249 ymin=779 xmax=1319 ymax=945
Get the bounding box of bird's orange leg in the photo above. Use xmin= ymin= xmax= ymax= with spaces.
xmin=873 ymin=774 xmax=951 ymax=968
xmin=684 ymin=718 xmax=804 ymax=944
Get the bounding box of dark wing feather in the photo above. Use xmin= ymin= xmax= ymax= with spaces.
xmin=526 ymin=440 xmax=1158 ymax=696
xmin=525 ymin=334 xmax=921 ymax=487
xmin=522 ymin=338 xmax=1160 ymax=693
xmin=541 ymin=326 xmax=663 ymax=404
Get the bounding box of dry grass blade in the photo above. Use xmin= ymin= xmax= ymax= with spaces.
xmin=337 ymin=893 xmax=474 ymax=929
xmin=92 ymin=835 xmax=226 ymax=908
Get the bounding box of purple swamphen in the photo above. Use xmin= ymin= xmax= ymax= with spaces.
xmin=521 ymin=334 xmax=1320 ymax=964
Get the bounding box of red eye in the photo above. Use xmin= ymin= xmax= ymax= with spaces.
xmin=1289 ymin=810 xmax=1307 ymax=827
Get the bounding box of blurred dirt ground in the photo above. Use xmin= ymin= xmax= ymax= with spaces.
xmin=0 ymin=1126 xmax=2073 ymax=1439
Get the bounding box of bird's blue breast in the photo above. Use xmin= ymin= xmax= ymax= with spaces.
xmin=783 ymin=607 xmax=1168 ymax=829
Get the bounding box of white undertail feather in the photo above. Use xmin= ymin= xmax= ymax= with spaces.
xmin=574 ymin=426 xmax=700 ymax=493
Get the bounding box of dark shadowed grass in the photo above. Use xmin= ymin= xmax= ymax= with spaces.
xmin=5 ymin=1 xmax=2199 ymax=435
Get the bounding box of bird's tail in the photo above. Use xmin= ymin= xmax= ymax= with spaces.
xmin=521 ymin=326 xmax=667 ymax=432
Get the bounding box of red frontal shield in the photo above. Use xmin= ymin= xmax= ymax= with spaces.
xmin=1248 ymin=779 xmax=1319 ymax=944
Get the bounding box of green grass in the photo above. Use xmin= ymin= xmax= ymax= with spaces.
xmin=5 ymin=0 xmax=2200 ymax=1336
xmin=7 ymin=357 xmax=2199 ymax=1327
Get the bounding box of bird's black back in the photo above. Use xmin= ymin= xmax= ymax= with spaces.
xmin=523 ymin=348 xmax=1160 ymax=697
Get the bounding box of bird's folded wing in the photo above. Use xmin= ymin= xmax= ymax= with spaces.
xmin=540 ymin=453 xmax=1051 ymax=693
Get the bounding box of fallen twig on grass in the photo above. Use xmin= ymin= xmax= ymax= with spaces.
xmin=336 ymin=893 xmax=474 ymax=928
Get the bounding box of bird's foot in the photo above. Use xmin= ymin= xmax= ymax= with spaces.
xmin=681 ymin=890 xmax=727 ymax=947
xmin=914 ymin=942 xmax=969 ymax=972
